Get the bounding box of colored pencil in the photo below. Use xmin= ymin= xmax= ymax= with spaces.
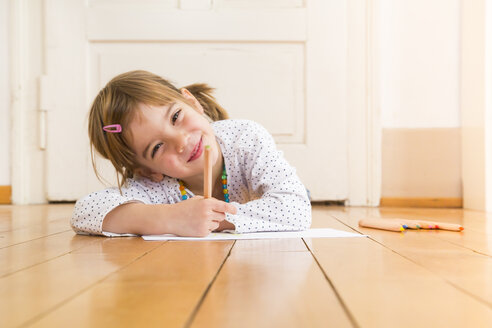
xmin=382 ymin=218 xmax=463 ymax=231
xmin=386 ymin=219 xmax=421 ymax=229
xmin=358 ymin=217 xmax=463 ymax=232
xmin=387 ymin=219 xmax=437 ymax=229
xmin=204 ymin=145 xmax=212 ymax=198
xmin=358 ymin=218 xmax=406 ymax=232
xmin=415 ymin=220 xmax=464 ymax=231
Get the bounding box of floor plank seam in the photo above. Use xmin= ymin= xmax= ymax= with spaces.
xmin=432 ymin=236 xmax=492 ymax=258
xmin=439 ymin=278 xmax=492 ymax=309
xmin=328 ymin=213 xmax=492 ymax=310
xmin=0 ymin=218 xmax=71 ymax=234
xmin=301 ymin=238 xmax=360 ymax=328
xmin=184 ymin=240 xmax=236 ymax=328
xmin=0 ymin=234 xmax=103 ymax=279
xmin=0 ymin=229 xmax=72 ymax=250
xmin=19 ymin=240 xmax=167 ymax=328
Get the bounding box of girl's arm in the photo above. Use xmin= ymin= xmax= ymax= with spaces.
xmin=102 ymin=202 xmax=173 ymax=235
xmin=102 ymin=197 xmax=237 ymax=237
xmin=71 ymin=180 xmax=236 ymax=237
xmin=227 ymin=179 xmax=311 ymax=233
xmin=224 ymin=121 xmax=312 ymax=233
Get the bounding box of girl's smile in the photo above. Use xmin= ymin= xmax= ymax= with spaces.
xmin=188 ymin=136 xmax=203 ymax=162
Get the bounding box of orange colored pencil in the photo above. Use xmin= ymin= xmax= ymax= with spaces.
xmin=358 ymin=218 xmax=406 ymax=232
xmin=203 ymin=145 xmax=212 ymax=198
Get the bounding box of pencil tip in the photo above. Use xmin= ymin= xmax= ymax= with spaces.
xmin=459 ymin=227 xmax=464 ymax=231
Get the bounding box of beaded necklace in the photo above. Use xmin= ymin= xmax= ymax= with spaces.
xmin=178 ymin=164 xmax=229 ymax=202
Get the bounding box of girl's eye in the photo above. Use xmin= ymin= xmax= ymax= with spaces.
xmin=172 ymin=109 xmax=181 ymax=124
xmin=151 ymin=143 xmax=163 ymax=159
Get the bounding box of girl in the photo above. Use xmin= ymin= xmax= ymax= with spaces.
xmin=71 ymin=70 xmax=311 ymax=237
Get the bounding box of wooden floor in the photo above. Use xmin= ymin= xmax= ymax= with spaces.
xmin=1 ymin=204 xmax=491 ymax=328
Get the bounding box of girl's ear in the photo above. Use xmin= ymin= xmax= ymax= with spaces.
xmin=134 ymin=168 xmax=165 ymax=183
xmin=180 ymin=88 xmax=204 ymax=114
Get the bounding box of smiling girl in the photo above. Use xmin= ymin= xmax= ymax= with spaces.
xmin=71 ymin=70 xmax=311 ymax=237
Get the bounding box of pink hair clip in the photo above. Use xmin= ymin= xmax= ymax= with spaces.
xmin=103 ymin=124 xmax=122 ymax=133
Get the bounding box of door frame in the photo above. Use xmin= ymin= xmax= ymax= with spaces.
xmin=346 ymin=0 xmax=381 ymax=206
xmin=10 ymin=0 xmax=382 ymax=206
xmin=10 ymin=0 xmax=47 ymax=204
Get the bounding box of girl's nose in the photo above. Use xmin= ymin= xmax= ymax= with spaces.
xmin=175 ymin=131 xmax=189 ymax=153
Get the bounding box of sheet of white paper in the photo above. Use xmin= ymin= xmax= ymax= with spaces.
xmin=142 ymin=228 xmax=366 ymax=241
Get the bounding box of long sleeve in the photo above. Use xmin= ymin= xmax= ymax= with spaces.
xmin=223 ymin=122 xmax=312 ymax=233
xmin=71 ymin=178 xmax=171 ymax=236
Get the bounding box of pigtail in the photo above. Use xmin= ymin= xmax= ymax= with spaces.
xmin=184 ymin=83 xmax=229 ymax=121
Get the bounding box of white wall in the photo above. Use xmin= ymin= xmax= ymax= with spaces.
xmin=0 ymin=0 xmax=10 ymax=185
xmin=379 ymin=0 xmax=462 ymax=201
xmin=379 ymin=0 xmax=461 ymax=129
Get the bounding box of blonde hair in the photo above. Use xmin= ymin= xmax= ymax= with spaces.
xmin=88 ymin=70 xmax=229 ymax=189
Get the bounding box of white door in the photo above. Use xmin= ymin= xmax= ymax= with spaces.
xmin=44 ymin=0 xmax=348 ymax=201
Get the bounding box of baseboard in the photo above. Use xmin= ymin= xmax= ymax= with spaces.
xmin=0 ymin=185 xmax=12 ymax=204
xmin=380 ymin=197 xmax=463 ymax=208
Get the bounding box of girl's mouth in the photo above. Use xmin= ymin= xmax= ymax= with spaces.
xmin=187 ymin=137 xmax=203 ymax=162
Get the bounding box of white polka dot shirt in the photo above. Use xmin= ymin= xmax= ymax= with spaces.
xmin=71 ymin=119 xmax=312 ymax=236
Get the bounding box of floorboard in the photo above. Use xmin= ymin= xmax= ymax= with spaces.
xmin=327 ymin=207 xmax=492 ymax=307
xmin=0 ymin=204 xmax=491 ymax=327
xmin=0 ymin=236 xmax=161 ymax=327
xmin=190 ymin=238 xmax=353 ymax=328
xmin=308 ymin=207 xmax=492 ymax=328
xmin=28 ymin=241 xmax=234 ymax=328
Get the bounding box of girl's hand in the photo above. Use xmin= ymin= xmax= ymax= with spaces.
xmin=168 ymin=196 xmax=237 ymax=237
xmin=214 ymin=219 xmax=236 ymax=232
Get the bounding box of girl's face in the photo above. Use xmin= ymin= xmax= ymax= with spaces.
xmin=127 ymin=89 xmax=219 ymax=182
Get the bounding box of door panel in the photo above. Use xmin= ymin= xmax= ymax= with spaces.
xmin=90 ymin=43 xmax=304 ymax=141
xmin=45 ymin=0 xmax=348 ymax=201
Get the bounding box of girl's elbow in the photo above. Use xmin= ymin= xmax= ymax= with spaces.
xmin=70 ymin=219 xmax=88 ymax=235
xmin=301 ymin=203 xmax=312 ymax=230
xmin=301 ymin=216 xmax=312 ymax=230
